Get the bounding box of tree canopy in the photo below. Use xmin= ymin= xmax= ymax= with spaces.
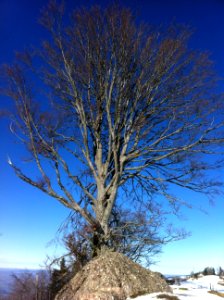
xmin=2 ymin=2 xmax=224 ymax=260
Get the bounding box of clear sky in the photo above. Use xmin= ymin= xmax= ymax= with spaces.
xmin=0 ymin=0 xmax=224 ymax=274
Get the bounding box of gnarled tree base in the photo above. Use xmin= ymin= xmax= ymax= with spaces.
xmin=55 ymin=250 xmax=172 ymax=300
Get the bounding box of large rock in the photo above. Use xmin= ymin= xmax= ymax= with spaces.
xmin=55 ymin=250 xmax=172 ymax=300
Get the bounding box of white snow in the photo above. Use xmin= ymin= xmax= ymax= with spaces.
xmin=128 ymin=275 xmax=224 ymax=299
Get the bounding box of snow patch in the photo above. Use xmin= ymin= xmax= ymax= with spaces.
xmin=129 ymin=275 xmax=224 ymax=299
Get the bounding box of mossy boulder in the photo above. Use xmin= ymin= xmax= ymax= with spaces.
xmin=55 ymin=250 xmax=172 ymax=300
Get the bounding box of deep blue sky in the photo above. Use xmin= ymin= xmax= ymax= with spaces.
xmin=0 ymin=0 xmax=224 ymax=273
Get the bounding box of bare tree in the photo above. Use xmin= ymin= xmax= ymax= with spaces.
xmin=52 ymin=202 xmax=186 ymax=268
xmin=2 ymin=3 xmax=224 ymax=256
xmin=6 ymin=271 xmax=50 ymax=300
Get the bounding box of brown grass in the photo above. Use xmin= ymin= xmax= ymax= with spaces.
xmin=130 ymin=291 xmax=148 ymax=298
xmin=208 ymin=290 xmax=224 ymax=298
xmin=156 ymin=294 xmax=180 ymax=300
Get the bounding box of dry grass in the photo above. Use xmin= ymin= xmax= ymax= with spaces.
xmin=156 ymin=294 xmax=180 ymax=300
xmin=130 ymin=291 xmax=149 ymax=298
xmin=208 ymin=290 xmax=224 ymax=298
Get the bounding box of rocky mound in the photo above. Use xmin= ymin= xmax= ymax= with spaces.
xmin=55 ymin=250 xmax=172 ymax=300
